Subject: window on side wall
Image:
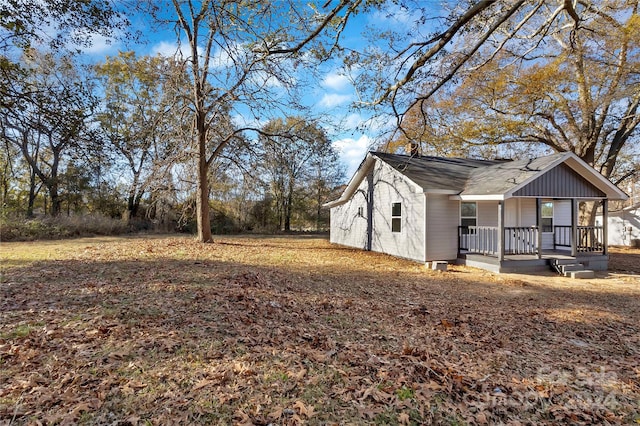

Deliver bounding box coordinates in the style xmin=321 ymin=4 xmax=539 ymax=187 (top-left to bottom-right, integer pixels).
xmin=461 ymin=202 xmax=477 ymax=230
xmin=357 ymin=206 xmax=364 ymax=217
xmin=541 ymin=201 xmax=553 ymax=232
xmin=391 ymin=202 xmax=401 ymax=232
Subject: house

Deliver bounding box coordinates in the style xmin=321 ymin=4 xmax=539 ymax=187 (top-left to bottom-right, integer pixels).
xmin=596 ymin=202 xmax=640 ymax=247
xmin=325 ymin=151 xmax=628 ymax=273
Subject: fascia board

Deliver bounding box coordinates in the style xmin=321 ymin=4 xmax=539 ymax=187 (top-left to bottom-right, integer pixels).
xmin=323 ymin=154 xmax=375 ymax=208
xmin=563 ymin=154 xmax=629 ymax=200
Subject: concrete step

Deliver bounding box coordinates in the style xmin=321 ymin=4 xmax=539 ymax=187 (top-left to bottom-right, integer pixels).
xmin=551 ymin=258 xmax=580 ymax=266
xmin=566 ymin=270 xmax=595 ymax=279
xmin=559 ymin=263 xmax=584 ymax=274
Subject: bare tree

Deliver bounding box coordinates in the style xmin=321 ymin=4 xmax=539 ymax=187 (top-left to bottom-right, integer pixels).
xmin=384 ymin=1 xmax=639 ymax=193
xmin=143 ymin=0 xmax=362 ymax=242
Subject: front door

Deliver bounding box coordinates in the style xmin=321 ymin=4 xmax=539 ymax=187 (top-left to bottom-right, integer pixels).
xmin=541 ymin=200 xmax=554 ymax=250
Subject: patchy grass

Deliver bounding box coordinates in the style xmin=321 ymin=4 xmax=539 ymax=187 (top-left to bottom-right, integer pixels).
xmin=0 ymin=235 xmax=638 ymax=425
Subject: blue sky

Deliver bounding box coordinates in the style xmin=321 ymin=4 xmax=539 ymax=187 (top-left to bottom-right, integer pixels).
xmin=64 ymin=1 xmax=438 ymax=178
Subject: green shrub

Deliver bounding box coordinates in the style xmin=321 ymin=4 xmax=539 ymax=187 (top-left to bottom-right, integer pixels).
xmin=0 ymin=214 xmax=131 ymax=241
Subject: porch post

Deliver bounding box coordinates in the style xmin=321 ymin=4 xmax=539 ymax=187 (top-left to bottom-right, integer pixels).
xmin=571 ymin=199 xmax=577 ymax=257
xmin=536 ymin=198 xmax=542 ymax=259
xmin=497 ymin=200 xmax=504 ymax=261
xmin=603 ymin=199 xmax=608 ymax=255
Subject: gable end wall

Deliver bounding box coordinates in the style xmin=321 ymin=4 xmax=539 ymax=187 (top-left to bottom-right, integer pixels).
xmin=330 ymin=158 xmax=425 ymax=262
xmin=514 ymin=163 xmax=605 ymax=198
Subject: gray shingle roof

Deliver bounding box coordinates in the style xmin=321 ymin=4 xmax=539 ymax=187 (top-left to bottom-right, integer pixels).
xmin=325 ymin=150 xmax=626 ymax=208
xmin=461 ymin=153 xmax=565 ymax=195
xmin=373 ymin=151 xmax=568 ymax=195
xmin=371 ymin=151 xmax=507 ymax=193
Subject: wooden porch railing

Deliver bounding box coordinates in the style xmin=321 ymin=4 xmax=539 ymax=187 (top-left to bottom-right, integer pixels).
xmin=459 ymin=225 xmax=604 ymax=256
xmin=576 ymin=226 xmax=604 ymax=252
xmin=458 ymin=226 xmax=498 ymax=256
xmin=504 ymin=226 xmax=538 ymax=255
xmin=554 ymin=225 xmax=572 ymax=248
xmin=554 ymin=225 xmax=604 ymax=252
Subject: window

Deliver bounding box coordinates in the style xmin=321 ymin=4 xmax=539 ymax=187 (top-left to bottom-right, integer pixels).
xmin=357 ymin=206 xmax=364 ymax=217
xmin=460 ymin=202 xmax=477 ymax=228
xmin=391 ymin=202 xmax=402 ymax=232
xmin=541 ymin=201 xmax=553 ymax=232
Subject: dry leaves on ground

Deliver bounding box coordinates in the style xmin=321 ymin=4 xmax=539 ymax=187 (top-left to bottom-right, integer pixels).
xmin=1 ymin=235 xmax=639 ymax=425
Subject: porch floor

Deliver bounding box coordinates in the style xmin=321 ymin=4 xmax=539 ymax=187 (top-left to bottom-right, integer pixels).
xmin=457 ymin=250 xmax=608 ymax=274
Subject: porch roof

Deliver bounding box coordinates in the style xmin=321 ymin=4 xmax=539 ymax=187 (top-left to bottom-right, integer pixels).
xmin=459 ymin=152 xmax=627 ymax=200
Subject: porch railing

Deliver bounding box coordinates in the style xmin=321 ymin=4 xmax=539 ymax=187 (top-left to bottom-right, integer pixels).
xmin=554 ymin=226 xmax=572 ymax=248
xmin=504 ymin=227 xmax=538 ymax=255
xmin=458 ymin=225 xmax=603 ymax=256
xmin=458 ymin=226 xmax=498 ymax=256
xmin=554 ymin=225 xmax=604 ymax=252
xmin=576 ymin=226 xmax=604 ymax=252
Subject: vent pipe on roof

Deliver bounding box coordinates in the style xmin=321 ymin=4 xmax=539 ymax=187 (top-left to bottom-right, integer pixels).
xmin=408 ymin=142 xmax=420 ymax=157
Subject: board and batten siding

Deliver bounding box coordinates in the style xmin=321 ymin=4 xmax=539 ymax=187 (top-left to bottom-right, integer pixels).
xmin=513 ymin=163 xmax=605 ymax=198
xmin=329 ymin=157 xmax=426 ymax=262
xmin=425 ymin=194 xmax=459 ymax=261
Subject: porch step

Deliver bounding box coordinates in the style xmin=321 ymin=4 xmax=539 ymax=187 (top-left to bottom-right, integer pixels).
xmin=549 ymin=259 xmax=596 ymax=279
xmin=559 ymin=263 xmax=585 ymax=274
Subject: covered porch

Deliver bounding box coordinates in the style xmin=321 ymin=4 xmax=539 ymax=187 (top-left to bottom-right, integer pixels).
xmin=456 ymin=198 xmax=610 ymax=273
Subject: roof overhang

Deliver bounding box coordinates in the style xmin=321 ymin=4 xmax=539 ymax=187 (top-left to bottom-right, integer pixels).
xmin=323 ymin=153 xmax=376 ymax=209
xmin=451 ymin=194 xmax=505 ymax=201
xmin=558 ymin=153 xmax=628 ymax=200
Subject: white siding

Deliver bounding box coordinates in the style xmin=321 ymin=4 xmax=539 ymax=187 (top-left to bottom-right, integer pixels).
xmin=425 ymin=194 xmax=459 ymax=261
xmin=599 ymin=207 xmax=640 ymax=246
xmin=329 ymin=158 xmax=426 ymax=262
xmin=329 ymin=184 xmax=369 ymax=249
xmin=504 ymin=198 xmax=519 ymax=227
xmin=520 ymin=198 xmax=537 ymax=226
xmin=477 ymin=201 xmax=498 ymax=227
xmin=554 ymin=200 xmax=572 ymax=226
xmin=553 ymin=200 xmax=572 ymax=251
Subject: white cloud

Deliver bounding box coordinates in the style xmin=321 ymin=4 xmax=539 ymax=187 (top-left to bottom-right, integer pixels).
xmin=333 ymin=134 xmax=373 ymax=177
xmin=321 ymin=71 xmax=350 ymax=91
xmin=81 ymin=32 xmax=120 ymax=54
xmin=151 ymin=40 xmax=185 ymax=58
xmin=319 ymin=93 xmax=352 ymax=108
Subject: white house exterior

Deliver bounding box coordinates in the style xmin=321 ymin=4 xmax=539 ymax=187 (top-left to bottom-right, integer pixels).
xmin=597 ymin=203 xmax=640 ymax=246
xmin=326 ymin=151 xmax=628 ymax=273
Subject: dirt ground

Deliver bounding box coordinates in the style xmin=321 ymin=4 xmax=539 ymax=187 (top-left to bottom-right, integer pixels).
xmin=0 ymin=236 xmax=638 ymax=425
xmin=608 ymin=246 xmax=640 ymax=275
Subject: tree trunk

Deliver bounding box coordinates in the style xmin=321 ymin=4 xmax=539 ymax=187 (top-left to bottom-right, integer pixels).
xmin=49 ymin=155 xmax=61 ymax=216
xmin=49 ymin=181 xmax=61 ymax=216
xmin=196 ymin=119 xmax=212 ymax=243
xmin=284 ymin=183 xmax=293 ymax=232
xmin=26 ymin=169 xmax=37 ymax=218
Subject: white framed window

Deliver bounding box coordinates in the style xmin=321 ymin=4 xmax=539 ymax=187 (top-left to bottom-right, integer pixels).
xmin=461 ymin=202 xmax=477 ymax=228
xmin=391 ymin=202 xmax=402 ymax=232
xmin=541 ymin=201 xmax=553 ymax=232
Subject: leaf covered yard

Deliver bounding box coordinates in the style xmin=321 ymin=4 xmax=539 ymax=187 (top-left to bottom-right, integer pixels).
xmin=1 ymin=236 xmax=639 ymax=425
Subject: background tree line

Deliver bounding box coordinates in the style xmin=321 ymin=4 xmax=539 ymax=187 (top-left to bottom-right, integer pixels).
xmin=2 ymin=0 xmax=638 ymax=240
xmin=1 ymin=48 xmax=343 ymax=239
